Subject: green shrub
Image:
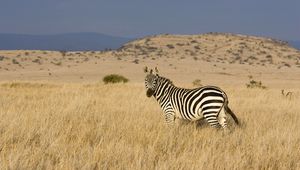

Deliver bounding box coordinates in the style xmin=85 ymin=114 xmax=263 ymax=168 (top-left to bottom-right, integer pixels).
xmin=12 ymin=59 xmax=20 ymax=65
xmin=103 ymin=74 xmax=129 ymax=84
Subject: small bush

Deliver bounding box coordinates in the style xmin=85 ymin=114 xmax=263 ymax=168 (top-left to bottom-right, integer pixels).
xmin=176 ymin=43 xmax=184 ymax=46
xmin=60 ymin=51 xmax=67 ymax=57
xmin=12 ymin=59 xmax=20 ymax=65
xmin=194 ymin=46 xmax=200 ymax=50
xmin=166 ymin=44 xmax=175 ymax=49
xmin=283 ymin=63 xmax=291 ymax=67
xmin=246 ymin=79 xmax=266 ymax=89
xmin=132 ymin=59 xmax=139 ymax=64
xmin=190 ymin=40 xmax=198 ymax=44
xmin=266 ymin=55 xmax=272 ymax=59
xmin=192 ymin=79 xmax=202 ymax=87
xmin=32 ymin=59 xmax=42 ymax=64
xmin=51 ymin=61 xmax=62 ymax=66
xmin=103 ymin=74 xmax=129 ymax=84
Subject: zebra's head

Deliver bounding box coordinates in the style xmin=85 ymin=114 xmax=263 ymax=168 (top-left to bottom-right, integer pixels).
xmin=144 ymin=67 xmax=159 ymax=97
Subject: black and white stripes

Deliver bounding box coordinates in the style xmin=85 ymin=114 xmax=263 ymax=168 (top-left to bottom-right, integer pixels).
xmin=144 ymin=69 xmax=239 ymax=129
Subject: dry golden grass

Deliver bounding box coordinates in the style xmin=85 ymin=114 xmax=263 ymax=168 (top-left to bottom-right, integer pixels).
xmin=0 ymin=82 xmax=300 ymax=169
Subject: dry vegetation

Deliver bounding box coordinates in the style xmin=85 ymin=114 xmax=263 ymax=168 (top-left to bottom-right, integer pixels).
xmin=0 ymin=82 xmax=299 ymax=169
xmin=0 ymin=33 xmax=300 ymax=169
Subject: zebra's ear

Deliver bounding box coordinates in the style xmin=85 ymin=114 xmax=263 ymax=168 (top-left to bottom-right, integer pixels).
xmin=144 ymin=66 xmax=148 ymax=73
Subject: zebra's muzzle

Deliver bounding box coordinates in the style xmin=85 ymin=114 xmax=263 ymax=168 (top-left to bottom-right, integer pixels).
xmin=146 ymin=89 xmax=154 ymax=97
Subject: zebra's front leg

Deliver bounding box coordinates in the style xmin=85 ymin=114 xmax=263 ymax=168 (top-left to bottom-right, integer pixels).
xmin=164 ymin=111 xmax=176 ymax=125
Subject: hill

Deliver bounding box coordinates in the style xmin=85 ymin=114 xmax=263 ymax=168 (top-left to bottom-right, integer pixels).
xmin=118 ymin=33 xmax=300 ymax=68
xmin=0 ymin=32 xmax=132 ymax=51
xmin=289 ymin=40 xmax=300 ymax=50
xmin=0 ymin=33 xmax=299 ymax=87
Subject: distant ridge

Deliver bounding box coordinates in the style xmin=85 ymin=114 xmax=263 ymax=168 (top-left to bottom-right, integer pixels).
xmin=288 ymin=40 xmax=300 ymax=50
xmin=0 ymin=32 xmax=133 ymax=51
xmin=116 ymin=33 xmax=300 ymax=68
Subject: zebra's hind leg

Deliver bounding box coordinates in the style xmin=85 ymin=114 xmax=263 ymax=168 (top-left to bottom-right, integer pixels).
xmin=204 ymin=114 xmax=221 ymax=129
xmin=217 ymin=106 xmax=228 ymax=129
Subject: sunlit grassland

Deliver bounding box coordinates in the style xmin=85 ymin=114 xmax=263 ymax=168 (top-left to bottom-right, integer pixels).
xmin=0 ymin=82 xmax=299 ymax=169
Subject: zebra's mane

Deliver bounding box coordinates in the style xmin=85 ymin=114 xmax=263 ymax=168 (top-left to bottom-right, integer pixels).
xmin=157 ymin=75 xmax=174 ymax=85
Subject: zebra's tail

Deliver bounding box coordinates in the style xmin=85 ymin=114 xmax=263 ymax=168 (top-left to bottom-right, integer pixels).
xmin=224 ymin=105 xmax=239 ymax=125
xmin=218 ymin=88 xmax=240 ymax=125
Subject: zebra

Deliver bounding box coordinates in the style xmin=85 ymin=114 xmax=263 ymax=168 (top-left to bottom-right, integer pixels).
xmin=144 ymin=67 xmax=239 ymax=129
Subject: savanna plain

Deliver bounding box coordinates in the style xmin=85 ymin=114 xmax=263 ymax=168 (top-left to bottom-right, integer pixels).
xmin=0 ymin=33 xmax=300 ymax=169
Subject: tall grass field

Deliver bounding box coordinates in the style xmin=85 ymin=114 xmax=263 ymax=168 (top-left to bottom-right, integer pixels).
xmin=0 ymin=82 xmax=299 ymax=169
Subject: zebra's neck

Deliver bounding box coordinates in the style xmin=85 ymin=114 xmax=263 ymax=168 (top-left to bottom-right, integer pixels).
xmin=153 ymin=76 xmax=176 ymax=102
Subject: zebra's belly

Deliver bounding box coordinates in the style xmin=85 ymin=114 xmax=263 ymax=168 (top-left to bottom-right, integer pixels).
xmin=189 ymin=113 xmax=204 ymax=121
xmin=175 ymin=109 xmax=203 ymax=121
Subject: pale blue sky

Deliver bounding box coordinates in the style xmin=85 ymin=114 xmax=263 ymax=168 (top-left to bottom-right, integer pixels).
xmin=0 ymin=0 xmax=299 ymax=40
